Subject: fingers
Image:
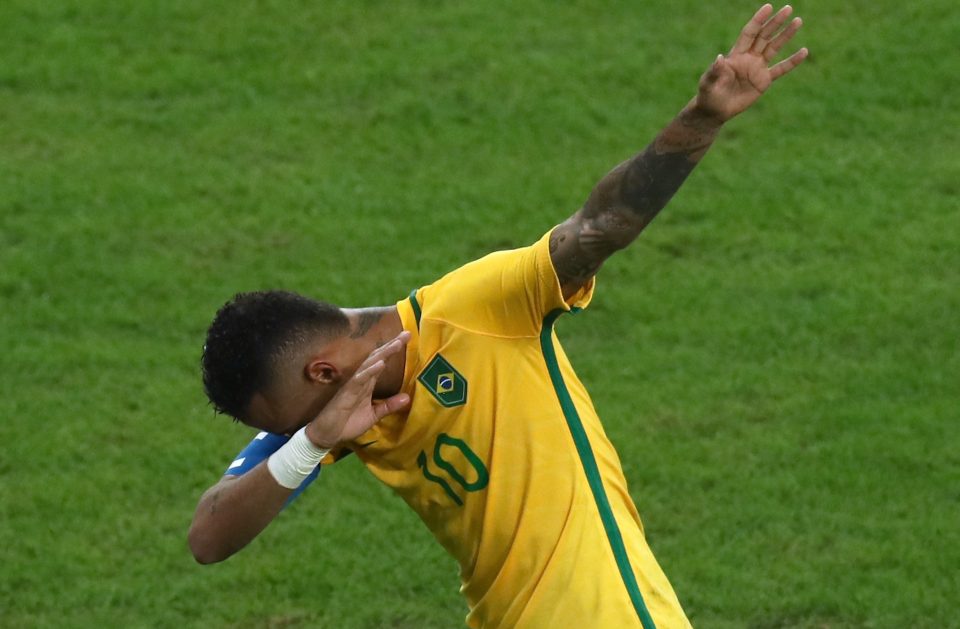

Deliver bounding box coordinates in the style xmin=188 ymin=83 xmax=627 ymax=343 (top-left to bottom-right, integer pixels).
xmin=353 ymin=357 xmax=387 ymax=384
xmin=769 ymin=46 xmax=809 ymax=81
xmin=763 ymin=16 xmax=803 ymax=61
xmin=751 ymin=5 xmax=793 ymax=54
xmin=731 ymin=3 xmax=774 ymax=55
xmin=732 ymin=5 xmax=804 ymax=61
xmin=356 ymin=331 xmax=411 ymax=371
xmin=346 ymin=329 xmax=412 ymax=394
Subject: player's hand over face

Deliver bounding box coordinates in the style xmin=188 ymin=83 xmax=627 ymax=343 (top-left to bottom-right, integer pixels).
xmin=305 ymin=332 xmax=412 ymax=449
xmin=695 ymin=4 xmax=808 ymax=123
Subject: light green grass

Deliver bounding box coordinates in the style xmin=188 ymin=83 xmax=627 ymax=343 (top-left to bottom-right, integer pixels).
xmin=1 ymin=1 xmax=957 ymax=627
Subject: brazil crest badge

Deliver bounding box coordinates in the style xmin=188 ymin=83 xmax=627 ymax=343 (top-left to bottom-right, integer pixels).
xmin=418 ymin=354 xmax=468 ymax=407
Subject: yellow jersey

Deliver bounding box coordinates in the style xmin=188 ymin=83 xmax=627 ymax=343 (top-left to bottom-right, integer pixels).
xmin=332 ymin=230 xmax=691 ymax=628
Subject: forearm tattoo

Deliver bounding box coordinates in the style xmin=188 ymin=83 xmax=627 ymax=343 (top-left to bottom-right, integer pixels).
xmin=208 ymin=489 xmax=221 ymax=515
xmin=618 ymin=145 xmax=698 ymax=220
xmin=550 ymin=107 xmax=720 ymax=292
xmin=619 ymin=108 xmax=716 ymax=219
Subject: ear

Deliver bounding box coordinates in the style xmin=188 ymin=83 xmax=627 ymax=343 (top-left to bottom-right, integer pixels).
xmin=305 ymin=359 xmax=340 ymax=385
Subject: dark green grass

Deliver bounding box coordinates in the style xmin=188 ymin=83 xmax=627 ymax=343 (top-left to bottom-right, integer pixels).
xmin=1 ymin=1 xmax=957 ymax=627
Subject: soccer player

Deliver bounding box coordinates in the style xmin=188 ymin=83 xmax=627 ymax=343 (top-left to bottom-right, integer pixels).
xmin=189 ymin=5 xmax=807 ymax=627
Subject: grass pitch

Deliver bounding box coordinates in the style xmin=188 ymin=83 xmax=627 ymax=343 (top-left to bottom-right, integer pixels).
xmin=1 ymin=1 xmax=957 ymax=627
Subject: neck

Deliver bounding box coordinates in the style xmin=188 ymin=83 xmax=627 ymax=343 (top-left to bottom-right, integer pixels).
xmin=343 ymin=306 xmax=405 ymax=396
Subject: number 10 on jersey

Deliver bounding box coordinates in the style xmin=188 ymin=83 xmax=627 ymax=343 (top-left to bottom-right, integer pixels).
xmin=417 ymin=433 xmax=489 ymax=506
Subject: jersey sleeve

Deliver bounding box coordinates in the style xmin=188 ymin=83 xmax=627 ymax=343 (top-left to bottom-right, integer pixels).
xmin=413 ymin=229 xmax=595 ymax=336
xmin=224 ymin=431 xmax=321 ymax=506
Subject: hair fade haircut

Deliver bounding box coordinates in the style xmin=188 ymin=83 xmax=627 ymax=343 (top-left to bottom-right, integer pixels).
xmin=201 ymin=290 xmax=349 ymax=420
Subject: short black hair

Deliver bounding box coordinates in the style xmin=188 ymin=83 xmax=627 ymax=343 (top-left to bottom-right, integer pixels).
xmin=201 ymin=290 xmax=349 ymax=420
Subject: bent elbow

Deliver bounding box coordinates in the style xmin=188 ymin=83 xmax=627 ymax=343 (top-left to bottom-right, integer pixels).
xmin=188 ymin=523 xmax=229 ymax=565
xmin=191 ymin=546 xmax=223 ymax=565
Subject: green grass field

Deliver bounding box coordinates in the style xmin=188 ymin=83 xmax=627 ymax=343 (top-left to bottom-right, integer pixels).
xmin=2 ymin=1 xmax=957 ymax=627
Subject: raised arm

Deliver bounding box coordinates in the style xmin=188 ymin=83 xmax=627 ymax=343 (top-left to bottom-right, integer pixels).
xmin=550 ymin=4 xmax=807 ymax=298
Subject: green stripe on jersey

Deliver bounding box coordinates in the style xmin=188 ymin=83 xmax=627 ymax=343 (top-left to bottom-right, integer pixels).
xmin=408 ymin=288 xmax=422 ymax=328
xmin=540 ymin=308 xmax=656 ymax=629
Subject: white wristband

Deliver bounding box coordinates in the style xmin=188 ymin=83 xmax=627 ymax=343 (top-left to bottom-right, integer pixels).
xmin=267 ymin=427 xmax=330 ymax=489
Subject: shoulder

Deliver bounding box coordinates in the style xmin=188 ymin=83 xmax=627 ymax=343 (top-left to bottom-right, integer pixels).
xmin=410 ymin=232 xmax=589 ymax=337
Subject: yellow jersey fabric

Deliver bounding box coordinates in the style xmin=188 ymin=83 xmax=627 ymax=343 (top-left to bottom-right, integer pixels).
xmin=332 ymin=231 xmax=690 ymax=628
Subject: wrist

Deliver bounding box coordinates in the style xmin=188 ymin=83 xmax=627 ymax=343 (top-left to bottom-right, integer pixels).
xmin=267 ymin=427 xmax=330 ymax=489
xmin=304 ymin=421 xmax=338 ymax=450
xmin=684 ymin=98 xmax=727 ymax=129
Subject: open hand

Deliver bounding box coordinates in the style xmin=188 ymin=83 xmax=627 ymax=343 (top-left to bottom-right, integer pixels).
xmin=305 ymin=331 xmax=412 ymax=449
xmin=696 ymin=4 xmax=808 ymax=122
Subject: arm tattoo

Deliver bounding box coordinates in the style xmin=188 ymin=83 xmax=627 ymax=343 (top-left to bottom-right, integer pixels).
xmin=208 ymin=489 xmax=221 ymax=515
xmin=617 ymin=110 xmax=717 ymax=223
xmin=550 ymin=226 xmax=606 ymax=289
xmin=610 ymin=107 xmax=717 ymax=224
xmin=618 ymin=145 xmax=700 ymax=221
xmin=551 ymin=105 xmax=721 ymax=294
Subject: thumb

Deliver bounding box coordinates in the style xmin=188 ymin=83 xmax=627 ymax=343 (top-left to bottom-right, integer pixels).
xmin=703 ymin=54 xmax=724 ymax=83
xmin=372 ymin=393 xmax=411 ymax=420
